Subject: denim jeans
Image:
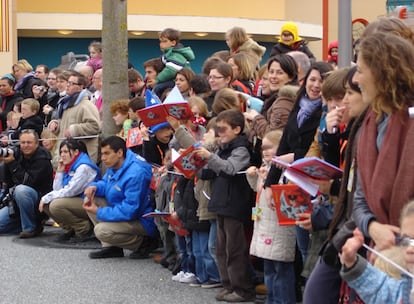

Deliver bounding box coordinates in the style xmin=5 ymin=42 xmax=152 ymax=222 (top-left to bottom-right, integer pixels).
xmin=176 ymin=234 xmax=194 ymax=274
xmin=192 ymin=230 xmax=220 ymax=283
xmin=263 ymin=259 xmax=296 ymax=304
xmin=296 ymin=225 xmax=310 ymax=265
xmin=0 ymin=185 xmax=39 ymax=234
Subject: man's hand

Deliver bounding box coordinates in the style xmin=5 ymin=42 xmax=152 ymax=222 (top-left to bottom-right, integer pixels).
xmin=368 ymin=221 xmax=400 ymax=251
xmin=0 ymin=150 xmax=15 ymax=164
xmin=82 ymin=196 xmax=98 ymax=214
xmin=39 ymin=200 xmax=45 ymax=212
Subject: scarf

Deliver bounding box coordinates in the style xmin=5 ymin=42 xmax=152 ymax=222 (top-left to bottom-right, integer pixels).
xmin=297 ymin=95 xmax=322 ymax=128
xmin=357 ymin=107 xmax=414 ymax=226
xmin=64 ymin=153 xmax=81 ymax=174
xmin=57 ymin=92 xmax=81 ymax=119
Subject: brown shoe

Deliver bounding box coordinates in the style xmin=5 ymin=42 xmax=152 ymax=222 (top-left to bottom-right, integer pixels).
xmin=222 ymin=291 xmax=255 ymax=303
xmin=215 ymin=288 xmax=233 ymax=301
xmin=19 ymin=226 xmax=44 ymax=239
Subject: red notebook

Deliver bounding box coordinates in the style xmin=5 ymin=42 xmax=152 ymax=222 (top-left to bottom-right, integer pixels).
xmin=137 ymin=102 xmax=193 ymax=127
xmin=172 ymin=143 xmax=207 ymax=179
xmin=125 ymin=127 xmax=143 ymax=148
xmin=142 ymin=211 xmax=189 ymax=236
xmin=272 ymin=156 xmax=343 ymax=196
xmin=271 ymin=184 xmax=312 ymax=226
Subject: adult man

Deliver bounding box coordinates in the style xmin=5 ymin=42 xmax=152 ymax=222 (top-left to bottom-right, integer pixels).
xmin=83 ymin=136 xmax=158 ymax=259
xmin=0 ymin=129 xmax=53 ymax=237
xmin=143 ymin=58 xmax=163 ymax=90
xmin=35 ymin=64 xmax=49 ymax=81
xmin=128 ymin=69 xmax=145 ymax=99
xmin=49 ymin=71 xmax=101 ymax=162
xmin=79 ymin=65 xmax=95 ymax=94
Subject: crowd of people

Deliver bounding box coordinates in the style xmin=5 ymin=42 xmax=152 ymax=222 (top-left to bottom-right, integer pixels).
xmin=0 ymin=18 xmax=414 ymax=304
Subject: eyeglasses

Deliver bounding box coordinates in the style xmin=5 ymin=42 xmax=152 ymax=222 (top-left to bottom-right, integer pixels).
xmin=208 ymin=75 xmax=224 ymax=81
xmin=396 ymin=234 xmax=414 ymax=247
xmin=46 ymin=77 xmax=57 ymax=81
xmin=67 ymin=81 xmax=81 ymax=86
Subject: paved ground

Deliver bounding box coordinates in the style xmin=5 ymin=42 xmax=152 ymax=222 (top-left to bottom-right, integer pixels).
xmin=0 ymin=226 xmax=229 ymax=304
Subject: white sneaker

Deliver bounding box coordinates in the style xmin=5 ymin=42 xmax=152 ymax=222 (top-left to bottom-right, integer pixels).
xmin=179 ymin=272 xmax=197 ymax=283
xmin=172 ymin=271 xmax=185 ymax=282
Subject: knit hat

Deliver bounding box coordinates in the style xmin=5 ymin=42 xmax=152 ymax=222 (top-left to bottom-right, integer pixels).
xmin=279 ymin=21 xmax=302 ymax=46
xmin=2 ymin=73 xmax=16 ymax=84
xmin=149 ymin=122 xmax=171 ymax=134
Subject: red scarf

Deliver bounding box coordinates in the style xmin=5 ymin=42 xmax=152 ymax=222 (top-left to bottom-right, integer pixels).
xmin=64 ymin=153 xmax=81 ymax=173
xmin=357 ymin=107 xmax=414 ymax=226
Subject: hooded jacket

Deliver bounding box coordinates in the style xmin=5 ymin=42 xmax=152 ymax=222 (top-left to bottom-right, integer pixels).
xmin=269 ymin=21 xmax=315 ymax=60
xmin=156 ymin=43 xmax=195 ymax=83
xmin=92 ymin=150 xmax=157 ymax=237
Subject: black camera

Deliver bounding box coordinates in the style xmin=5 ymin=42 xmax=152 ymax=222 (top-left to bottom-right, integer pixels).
xmin=0 ymin=148 xmax=13 ymax=157
xmin=0 ymin=188 xmax=18 ymax=218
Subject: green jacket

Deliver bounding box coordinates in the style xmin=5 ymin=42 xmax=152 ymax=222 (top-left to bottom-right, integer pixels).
xmin=156 ymin=44 xmax=195 ymax=83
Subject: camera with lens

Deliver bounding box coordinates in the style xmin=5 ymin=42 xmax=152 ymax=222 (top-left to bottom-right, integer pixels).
xmin=0 ymin=147 xmax=14 ymax=157
xmin=0 ymin=188 xmax=18 ymax=218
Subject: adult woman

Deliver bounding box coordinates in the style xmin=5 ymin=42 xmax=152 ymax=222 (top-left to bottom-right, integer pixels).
xmin=43 ymin=68 xmax=63 ymax=126
xmin=12 ymin=59 xmax=37 ymax=99
xmin=39 ymin=138 xmax=101 ymax=242
xmin=246 ymin=54 xmax=299 ymax=140
xmin=302 ymin=66 xmax=369 ymax=304
xmin=352 ymin=32 xmax=414 ymax=252
xmin=0 ymin=75 xmax=23 ymax=131
xmin=264 ymin=61 xmax=333 ymax=264
xmin=206 ymin=62 xmax=233 ymax=113
xmin=175 ymin=68 xmax=195 ymax=97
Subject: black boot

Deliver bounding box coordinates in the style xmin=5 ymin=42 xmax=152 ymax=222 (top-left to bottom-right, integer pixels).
xmin=88 ymin=246 xmax=124 ymax=259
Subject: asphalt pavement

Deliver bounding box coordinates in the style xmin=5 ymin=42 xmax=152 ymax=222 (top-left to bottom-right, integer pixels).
xmin=0 ymin=226 xmax=225 ymax=304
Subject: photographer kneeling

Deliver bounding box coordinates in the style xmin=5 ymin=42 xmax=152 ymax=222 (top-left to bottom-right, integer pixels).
xmin=0 ymin=129 xmax=53 ymax=237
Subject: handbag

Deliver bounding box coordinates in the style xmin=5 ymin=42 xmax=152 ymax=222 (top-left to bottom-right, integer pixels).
xmin=338 ymin=280 xmax=364 ymax=304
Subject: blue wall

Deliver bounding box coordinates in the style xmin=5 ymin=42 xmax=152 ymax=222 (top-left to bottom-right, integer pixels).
xmin=18 ymin=37 xmax=273 ymax=75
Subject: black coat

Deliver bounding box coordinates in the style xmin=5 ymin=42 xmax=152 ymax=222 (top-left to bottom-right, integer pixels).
xmin=0 ymin=92 xmax=24 ymax=130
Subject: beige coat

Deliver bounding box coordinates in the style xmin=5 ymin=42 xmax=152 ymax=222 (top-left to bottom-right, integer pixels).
xmin=247 ymin=165 xmax=296 ymax=262
xmin=56 ymin=91 xmax=101 ymax=162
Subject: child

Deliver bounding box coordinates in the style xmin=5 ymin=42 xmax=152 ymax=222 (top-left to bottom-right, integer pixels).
xmin=110 ymin=99 xmax=132 ymax=140
xmin=40 ymin=129 xmax=59 ymax=172
xmin=85 ymin=41 xmax=102 ymax=72
xmin=127 ymin=96 xmax=146 ymax=155
xmin=246 ymin=130 xmax=297 ymax=304
xmin=327 ymin=41 xmax=339 ymax=68
xmin=268 ymin=21 xmax=315 ymax=60
xmin=196 ymin=109 xmax=255 ymax=302
xmin=340 ymin=199 xmax=414 ymax=304
xmin=152 ymin=28 xmax=195 ymax=98
xmin=10 ymin=98 xmax=43 ymax=140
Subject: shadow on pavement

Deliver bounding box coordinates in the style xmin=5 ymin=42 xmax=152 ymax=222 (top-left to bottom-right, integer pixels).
xmin=12 ymin=226 xmax=101 ymax=249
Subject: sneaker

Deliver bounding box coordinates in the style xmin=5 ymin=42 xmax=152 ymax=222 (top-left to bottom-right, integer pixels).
xmin=172 ymin=271 xmax=185 ymax=282
xmin=88 ymin=246 xmax=124 ymax=259
xmin=201 ymin=280 xmax=222 ymax=289
xmin=179 ymin=272 xmax=197 ymax=283
xmin=189 ymin=280 xmax=202 ymax=287
xmin=215 ymin=288 xmax=233 ymax=301
xmin=222 ymin=291 xmax=256 ymax=303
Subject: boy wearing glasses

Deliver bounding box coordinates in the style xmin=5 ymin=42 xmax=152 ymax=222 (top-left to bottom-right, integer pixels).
xmin=196 ymin=109 xmax=255 ymax=302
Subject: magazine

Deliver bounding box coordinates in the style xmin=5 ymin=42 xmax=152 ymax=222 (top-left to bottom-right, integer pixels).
xmin=171 ymin=143 xmax=207 ymax=179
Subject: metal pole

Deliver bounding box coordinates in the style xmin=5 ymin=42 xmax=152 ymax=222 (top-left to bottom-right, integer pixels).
xmin=338 ymin=0 xmax=353 ymax=67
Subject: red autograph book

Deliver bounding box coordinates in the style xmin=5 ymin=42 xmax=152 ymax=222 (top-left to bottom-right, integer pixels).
xmin=125 ymin=127 xmax=143 ymax=148
xmin=171 ymin=143 xmax=207 ymax=179
xmin=272 ymin=156 xmax=343 ymax=196
xmin=271 ymin=184 xmax=312 ymax=226
xmin=142 ymin=211 xmax=189 ymax=236
xmin=137 ymin=86 xmax=193 ymax=127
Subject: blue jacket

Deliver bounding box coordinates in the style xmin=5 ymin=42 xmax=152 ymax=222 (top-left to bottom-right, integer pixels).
xmin=92 ymin=150 xmax=157 ymax=237
xmin=341 ymin=255 xmax=412 ymax=304
xmin=62 ymin=152 xmax=100 ymax=187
